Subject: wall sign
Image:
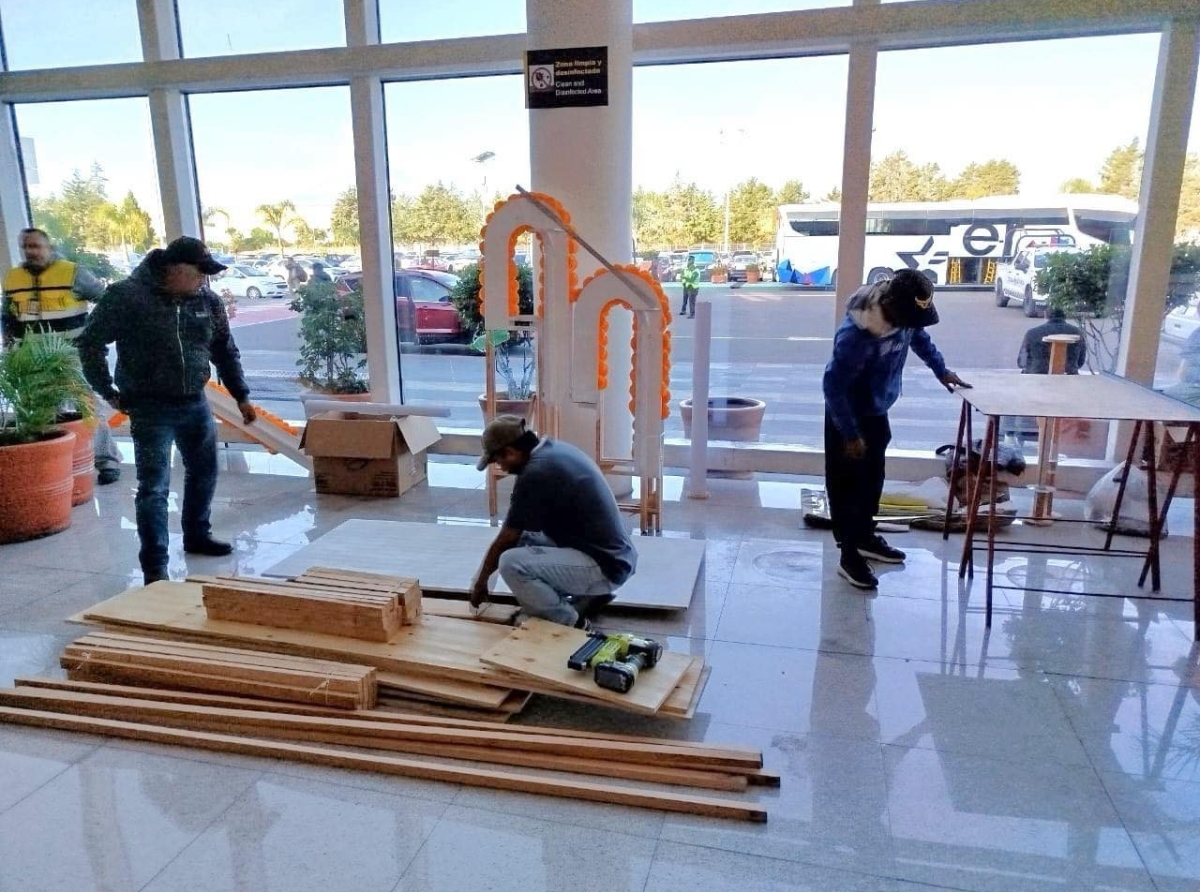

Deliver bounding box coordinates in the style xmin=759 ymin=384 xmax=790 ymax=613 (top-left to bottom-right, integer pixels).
xmin=525 ymin=46 xmax=608 ymax=109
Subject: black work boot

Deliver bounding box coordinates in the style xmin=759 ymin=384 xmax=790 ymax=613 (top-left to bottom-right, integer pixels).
xmin=183 ymin=537 xmax=234 ymax=557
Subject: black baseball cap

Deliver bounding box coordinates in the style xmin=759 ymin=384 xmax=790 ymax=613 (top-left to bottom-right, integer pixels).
xmin=884 ymin=269 xmax=939 ymax=328
xmin=163 ymin=236 xmax=226 ymax=275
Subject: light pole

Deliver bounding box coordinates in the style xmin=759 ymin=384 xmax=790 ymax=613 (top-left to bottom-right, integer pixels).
xmin=718 ymin=128 xmax=746 ymax=255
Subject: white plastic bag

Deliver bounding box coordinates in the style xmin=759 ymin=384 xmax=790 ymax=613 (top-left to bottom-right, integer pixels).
xmin=1084 ymin=463 xmax=1165 ymax=537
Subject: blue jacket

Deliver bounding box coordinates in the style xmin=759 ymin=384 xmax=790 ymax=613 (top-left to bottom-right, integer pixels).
xmin=823 ymin=283 xmax=947 ymax=439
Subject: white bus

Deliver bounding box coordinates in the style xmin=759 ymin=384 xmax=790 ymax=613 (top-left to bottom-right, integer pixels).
xmin=774 ymin=194 xmax=1137 ymax=289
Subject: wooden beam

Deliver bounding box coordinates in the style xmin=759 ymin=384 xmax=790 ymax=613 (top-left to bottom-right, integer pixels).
xmin=0 ymin=706 xmax=767 ymax=822
xmin=0 ymin=688 xmax=761 ymax=770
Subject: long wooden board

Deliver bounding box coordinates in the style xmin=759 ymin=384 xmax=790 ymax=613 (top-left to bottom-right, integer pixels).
xmin=0 ymin=706 xmax=766 ymax=822
xmin=480 ymin=619 xmax=691 ymax=716
xmin=262 ymin=520 xmax=703 ymax=611
xmin=0 ymin=689 xmax=760 ymax=769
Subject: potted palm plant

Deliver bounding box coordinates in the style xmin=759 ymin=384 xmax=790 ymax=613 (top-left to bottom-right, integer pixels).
xmin=0 ymin=331 xmax=94 ymax=542
xmin=290 ymin=278 xmax=369 ymax=397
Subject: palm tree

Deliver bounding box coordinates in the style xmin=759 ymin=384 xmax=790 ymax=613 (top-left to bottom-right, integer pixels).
xmin=255 ymin=200 xmax=297 ymax=255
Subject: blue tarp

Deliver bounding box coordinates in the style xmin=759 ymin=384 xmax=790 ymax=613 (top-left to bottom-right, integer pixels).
xmin=777 ymin=260 xmax=833 ymax=286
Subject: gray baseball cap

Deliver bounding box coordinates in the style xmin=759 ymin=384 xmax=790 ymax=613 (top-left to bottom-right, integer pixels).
xmin=476 ymin=414 xmax=528 ymax=471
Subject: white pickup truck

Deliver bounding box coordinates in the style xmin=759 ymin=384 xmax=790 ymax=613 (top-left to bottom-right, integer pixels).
xmin=994 ymin=245 xmax=1079 ymax=317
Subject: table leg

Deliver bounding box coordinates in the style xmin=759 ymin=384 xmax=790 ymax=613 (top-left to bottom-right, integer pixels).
xmin=943 ymin=401 xmax=968 ymax=541
xmin=960 ymin=414 xmax=993 ymax=582
xmin=1145 ymin=421 xmax=1161 ymax=592
xmin=1140 ymin=424 xmax=1194 ymax=587
xmin=1105 ymin=420 xmax=1143 ymax=551
xmin=1194 ymin=423 xmax=1200 ymax=634
xmin=958 ymin=410 xmax=979 ymax=579
xmin=986 ymin=416 xmax=1000 ymax=629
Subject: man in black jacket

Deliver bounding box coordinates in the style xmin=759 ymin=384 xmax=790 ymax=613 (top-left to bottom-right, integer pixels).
xmin=77 ymin=237 xmax=257 ymax=585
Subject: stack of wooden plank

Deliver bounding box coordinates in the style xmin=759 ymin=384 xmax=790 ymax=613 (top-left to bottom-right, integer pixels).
xmin=195 ymin=572 xmax=418 ymax=642
xmin=0 ymin=680 xmax=774 ymax=822
xmin=70 ymin=576 xmax=708 ymax=720
xmin=61 ymin=631 xmax=377 ymax=710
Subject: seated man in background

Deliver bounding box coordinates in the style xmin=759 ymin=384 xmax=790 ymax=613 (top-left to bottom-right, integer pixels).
xmin=470 ymin=415 xmax=637 ymax=628
xmin=1018 ymin=306 xmax=1086 ymax=375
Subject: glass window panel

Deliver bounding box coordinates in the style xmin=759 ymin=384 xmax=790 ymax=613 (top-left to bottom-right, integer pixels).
xmin=16 ymin=99 xmax=164 ymax=280
xmin=857 ymin=35 xmax=1160 ymax=458
xmin=635 ymin=0 xmax=847 ymax=23
xmin=1 ymin=0 xmax=141 ymax=69
xmin=190 ymin=87 xmax=359 ymax=413
xmin=384 ymin=76 xmax=529 ymax=422
xmin=635 ymin=57 xmax=848 ymax=447
xmin=177 ymin=0 xmax=345 ymax=58
xmin=379 ymin=0 xmax=524 ymax=42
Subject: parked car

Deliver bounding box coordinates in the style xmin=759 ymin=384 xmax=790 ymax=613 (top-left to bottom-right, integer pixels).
xmin=688 ymin=249 xmax=720 ymax=282
xmin=212 ymin=264 xmax=288 ymax=299
xmin=1163 ymin=300 xmax=1200 ymax=344
xmin=447 ymin=248 xmax=482 ymax=272
xmin=336 ymin=268 xmax=466 ymax=346
xmin=995 ymin=243 xmax=1079 ymax=317
xmin=729 ymin=252 xmax=761 ymax=283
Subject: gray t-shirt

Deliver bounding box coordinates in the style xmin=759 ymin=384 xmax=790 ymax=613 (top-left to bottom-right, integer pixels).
xmin=505 ymin=438 xmax=637 ymax=586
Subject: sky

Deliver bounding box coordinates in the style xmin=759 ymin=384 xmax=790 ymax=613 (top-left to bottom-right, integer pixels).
xmin=4 ymin=1 xmax=1198 ymax=241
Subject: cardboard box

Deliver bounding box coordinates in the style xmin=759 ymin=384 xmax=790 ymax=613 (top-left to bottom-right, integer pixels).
xmin=300 ymin=411 xmax=441 ymax=497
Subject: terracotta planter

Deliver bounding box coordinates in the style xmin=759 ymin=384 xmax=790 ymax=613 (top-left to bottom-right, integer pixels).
xmin=0 ymin=430 xmax=76 ymax=544
xmin=478 ymin=392 xmax=537 ymax=423
xmin=57 ymin=415 xmax=97 ymax=506
xmin=679 ymin=397 xmax=767 ymax=442
xmin=745 ymin=267 xmax=761 ymax=284
xmin=710 ymin=270 xmax=729 ymax=284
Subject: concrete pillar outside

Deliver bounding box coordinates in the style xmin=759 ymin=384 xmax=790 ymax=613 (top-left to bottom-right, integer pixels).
xmin=526 ymin=0 xmax=634 ymax=465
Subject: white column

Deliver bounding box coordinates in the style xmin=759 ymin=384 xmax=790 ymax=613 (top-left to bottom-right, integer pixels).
xmin=138 ymin=0 xmax=201 ymax=238
xmin=527 ymin=0 xmax=633 ymax=461
xmin=834 ymin=37 xmax=878 ymax=319
xmin=345 ymin=0 xmax=401 ymax=402
xmin=1116 ymin=20 xmax=1200 ymax=386
xmin=0 ymin=107 xmax=30 ymax=272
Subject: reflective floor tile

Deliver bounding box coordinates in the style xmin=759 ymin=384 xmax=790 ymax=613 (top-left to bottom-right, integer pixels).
xmin=873 ymin=659 xmax=1092 ymax=768
xmin=0 ymin=745 xmax=261 ymax=892
xmin=143 ymin=773 xmax=447 ymax=892
xmin=1100 ymin=770 xmax=1200 ymax=892
xmin=392 ymin=804 xmax=656 ymax=892
xmin=715 ymin=582 xmax=871 ymax=652
xmin=1053 ymin=672 xmax=1200 ymax=784
xmin=884 ymin=745 xmax=1154 ymax=892
xmin=647 ymin=840 xmax=932 ymax=892
xmin=659 ymin=726 xmax=894 ymax=875
xmin=699 ymin=640 xmax=881 ymax=740
xmin=0 ymin=727 xmax=102 ymax=814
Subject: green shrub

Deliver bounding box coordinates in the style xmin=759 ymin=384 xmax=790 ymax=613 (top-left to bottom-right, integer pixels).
xmin=0 ymin=332 xmax=94 ymax=446
xmin=289 ymin=279 xmax=368 ymax=394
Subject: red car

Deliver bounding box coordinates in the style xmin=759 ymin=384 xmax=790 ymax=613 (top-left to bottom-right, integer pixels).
xmin=337 ymin=268 xmax=466 ymax=345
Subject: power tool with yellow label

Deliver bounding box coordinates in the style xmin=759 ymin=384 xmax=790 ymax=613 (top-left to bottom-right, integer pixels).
xmin=567 ymin=631 xmax=664 ymax=694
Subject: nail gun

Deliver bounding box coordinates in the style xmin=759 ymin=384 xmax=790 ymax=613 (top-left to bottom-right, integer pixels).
xmin=567 ymin=631 xmax=664 ymax=694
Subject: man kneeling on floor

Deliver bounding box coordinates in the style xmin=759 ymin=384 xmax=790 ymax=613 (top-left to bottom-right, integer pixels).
xmin=470 ymin=415 xmax=637 ymax=628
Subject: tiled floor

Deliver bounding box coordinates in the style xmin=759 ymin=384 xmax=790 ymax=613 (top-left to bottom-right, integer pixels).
xmin=1 ymin=448 xmax=1199 ymax=892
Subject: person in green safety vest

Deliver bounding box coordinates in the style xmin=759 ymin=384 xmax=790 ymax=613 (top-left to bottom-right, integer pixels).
xmin=679 ymin=256 xmax=700 ymax=318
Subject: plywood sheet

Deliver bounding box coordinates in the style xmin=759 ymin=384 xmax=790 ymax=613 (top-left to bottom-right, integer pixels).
xmin=263 ymin=520 xmax=703 ymax=611
xmin=479 ymin=619 xmax=691 ymax=715
xmin=957 ymin=370 xmax=1200 ymax=423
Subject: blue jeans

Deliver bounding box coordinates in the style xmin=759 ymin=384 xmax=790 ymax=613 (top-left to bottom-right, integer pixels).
xmin=129 ymin=397 xmax=218 ymax=574
xmin=498 ymin=532 xmax=614 ymax=626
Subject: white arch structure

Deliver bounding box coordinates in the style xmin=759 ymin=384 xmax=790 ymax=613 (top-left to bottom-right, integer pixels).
xmin=479 ymin=190 xmax=671 ymax=532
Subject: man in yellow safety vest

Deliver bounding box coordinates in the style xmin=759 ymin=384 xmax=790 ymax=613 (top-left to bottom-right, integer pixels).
xmin=2 ymin=227 xmax=122 ymax=484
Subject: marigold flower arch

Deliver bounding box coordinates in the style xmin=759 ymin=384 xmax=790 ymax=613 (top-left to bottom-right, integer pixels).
xmin=479 ymin=191 xmax=672 ymax=532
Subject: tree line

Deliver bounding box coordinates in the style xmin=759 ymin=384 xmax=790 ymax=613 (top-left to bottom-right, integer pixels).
xmin=30 ymin=139 xmax=1200 ymax=265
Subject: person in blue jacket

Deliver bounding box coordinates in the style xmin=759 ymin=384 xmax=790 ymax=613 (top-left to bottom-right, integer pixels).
xmin=823 ymin=269 xmax=970 ymax=589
